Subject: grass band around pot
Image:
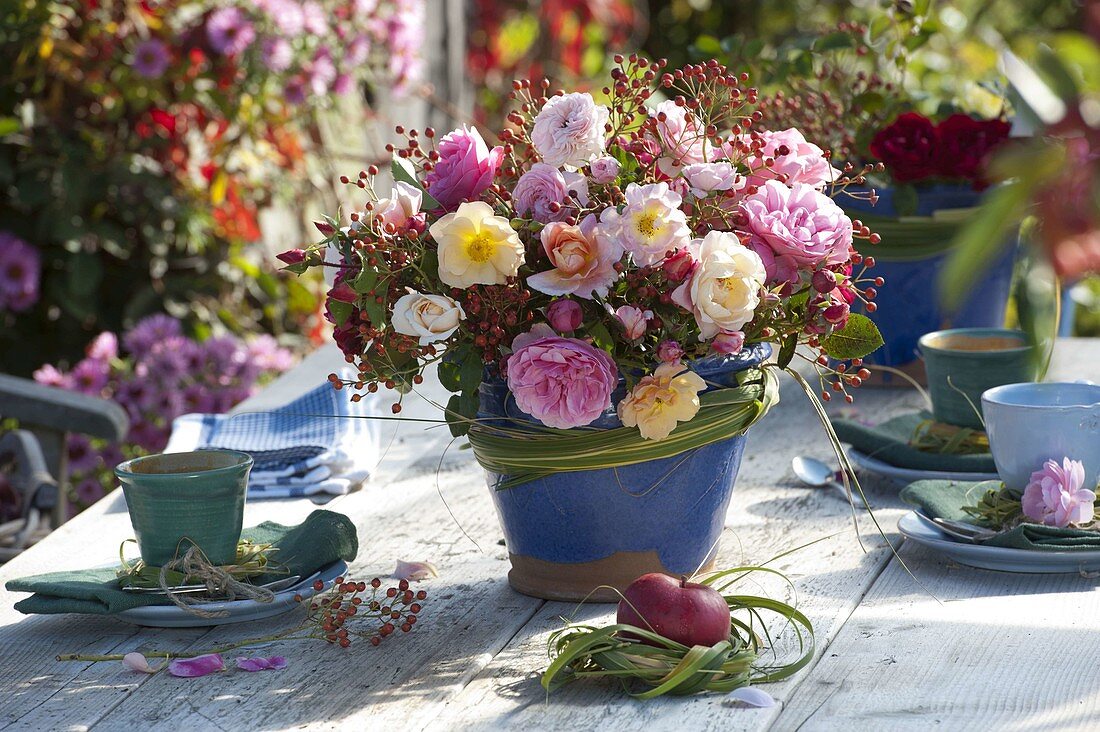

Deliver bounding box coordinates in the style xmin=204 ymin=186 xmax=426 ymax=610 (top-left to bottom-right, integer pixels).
xmin=468 ymin=367 xmax=780 ymax=490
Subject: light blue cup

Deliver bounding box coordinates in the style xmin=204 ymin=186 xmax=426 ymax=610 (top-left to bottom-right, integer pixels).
xmin=981 ymin=382 xmax=1100 ymax=491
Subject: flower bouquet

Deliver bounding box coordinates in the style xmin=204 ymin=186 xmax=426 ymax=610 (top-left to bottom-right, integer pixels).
xmin=724 ymin=14 xmax=1018 ymax=373
xmin=282 ymin=55 xmax=883 ymax=600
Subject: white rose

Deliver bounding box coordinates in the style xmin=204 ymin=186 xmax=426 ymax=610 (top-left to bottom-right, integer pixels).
xmin=372 ymin=181 xmax=422 ymax=229
xmin=390 ymin=289 xmax=466 ymax=345
xmin=681 ymin=162 xmax=743 ymax=198
xmin=531 ymin=92 xmax=610 ymax=169
xmin=672 ymin=231 xmax=766 ymax=339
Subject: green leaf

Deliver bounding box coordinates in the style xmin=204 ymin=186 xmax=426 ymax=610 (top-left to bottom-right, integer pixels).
xmin=822 ymin=314 xmax=884 ymax=360
xmin=329 ymin=299 xmax=354 ymax=327
xmin=438 ymin=354 xmax=462 ymax=392
xmin=777 ymin=334 xmax=798 ymax=369
xmin=587 ymin=321 xmax=614 ymax=351
xmin=445 ymin=394 xmax=470 ymax=438
xmin=459 ymin=348 xmax=484 ymax=393
xmin=814 ymin=31 xmax=854 ymax=52
xmin=391 ymin=156 xmax=441 ymax=210
xmin=1034 ymin=44 xmax=1079 ymax=101
xmin=351 ymin=267 xmax=379 ymax=295
xmin=0 ymin=118 xmax=20 ymax=136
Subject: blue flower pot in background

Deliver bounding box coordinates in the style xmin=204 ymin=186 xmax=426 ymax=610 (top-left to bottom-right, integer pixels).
xmin=842 ymin=183 xmax=1018 ymax=375
xmin=477 ymin=343 xmax=771 ymax=602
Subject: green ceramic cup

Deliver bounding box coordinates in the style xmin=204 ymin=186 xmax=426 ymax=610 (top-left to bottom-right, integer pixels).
xmin=115 ymin=450 xmax=252 ymax=567
xmin=918 ymin=328 xmax=1036 ymax=429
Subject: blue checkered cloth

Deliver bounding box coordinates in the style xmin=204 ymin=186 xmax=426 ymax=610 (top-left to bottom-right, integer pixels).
xmin=165 ymin=374 xmax=380 ymax=498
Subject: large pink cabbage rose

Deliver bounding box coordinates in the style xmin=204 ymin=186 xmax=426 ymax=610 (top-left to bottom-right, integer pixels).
xmin=424 ymin=126 xmax=504 ymax=209
xmin=506 ymin=324 xmax=618 ymax=429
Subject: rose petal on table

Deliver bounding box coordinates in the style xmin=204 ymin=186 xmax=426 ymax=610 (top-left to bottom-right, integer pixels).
xmin=727 ymin=687 xmax=776 ymax=708
xmin=168 ymin=653 xmax=225 ymax=678
xmin=122 ymin=652 xmax=159 ymax=674
xmin=394 ymin=560 xmax=438 ymax=581
xmin=235 ymin=656 xmax=288 ymax=672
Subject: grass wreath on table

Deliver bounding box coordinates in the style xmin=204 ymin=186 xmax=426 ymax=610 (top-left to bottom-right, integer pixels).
xmin=540 ymin=567 xmax=815 ymax=699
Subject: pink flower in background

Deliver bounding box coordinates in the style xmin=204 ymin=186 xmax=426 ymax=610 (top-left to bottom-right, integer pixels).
xmin=528 ymin=215 xmax=622 ymax=299
xmin=206 ymin=8 xmax=256 ymax=56
xmin=86 ymin=332 xmax=118 ymax=361
xmin=546 ymin=299 xmax=583 ymax=332
xmin=650 ymin=100 xmax=710 ymax=176
xmin=531 ymin=92 xmax=609 ymax=169
xmin=506 ymin=324 xmax=618 ymax=429
xmin=681 ymin=162 xmax=741 ymax=198
xmin=589 ymin=156 xmax=621 ymax=184
xmin=424 ymin=126 xmax=503 ymax=209
xmin=307 ymin=49 xmax=337 ymax=96
xmin=301 ymin=1 xmax=329 ymax=35
xmin=133 ymin=39 xmax=171 ymax=78
xmin=261 ymin=38 xmax=293 ymax=72
xmin=742 ymin=128 xmax=838 ymax=189
xmin=1022 ymin=458 xmax=1096 ymax=527
xmin=284 ymin=75 xmax=307 ymax=105
xmin=741 ymin=181 xmax=854 ymax=284
xmin=0 ymin=233 xmax=41 ymax=313
xmin=657 ymin=340 xmax=684 ymax=363
xmin=615 ymin=305 xmax=652 ymax=340
xmin=513 ymin=164 xmax=569 ymax=222
xmin=260 ymin=0 xmax=306 ymax=36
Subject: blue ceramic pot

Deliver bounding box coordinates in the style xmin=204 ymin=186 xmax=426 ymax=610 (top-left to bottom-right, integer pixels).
xmin=842 ymin=183 xmax=1018 ymax=370
xmin=478 ymin=343 xmax=771 ymax=601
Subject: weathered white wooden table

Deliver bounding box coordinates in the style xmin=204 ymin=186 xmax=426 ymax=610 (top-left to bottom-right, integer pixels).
xmin=3 ymin=341 xmax=1099 ymax=731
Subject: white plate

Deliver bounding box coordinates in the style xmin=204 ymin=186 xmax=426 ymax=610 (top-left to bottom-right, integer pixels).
xmin=115 ymin=560 xmax=347 ymax=628
xmin=898 ymin=512 xmax=1100 ymax=573
xmin=848 ymin=448 xmax=1000 ymax=485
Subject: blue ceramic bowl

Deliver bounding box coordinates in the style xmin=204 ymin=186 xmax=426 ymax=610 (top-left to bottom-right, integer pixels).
xmin=478 ymin=343 xmax=771 ymax=601
xmin=982 ymin=382 xmax=1100 ymax=491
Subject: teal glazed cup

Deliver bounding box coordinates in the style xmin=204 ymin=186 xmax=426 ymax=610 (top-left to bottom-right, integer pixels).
xmin=115 ymin=450 xmax=252 ymax=567
xmin=918 ymin=328 xmax=1036 ymax=429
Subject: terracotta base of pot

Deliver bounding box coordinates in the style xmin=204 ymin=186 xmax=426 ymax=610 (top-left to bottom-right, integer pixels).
xmin=507 ymin=550 xmax=718 ymax=602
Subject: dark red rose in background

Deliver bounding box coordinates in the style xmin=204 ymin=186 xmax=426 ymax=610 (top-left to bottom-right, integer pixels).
xmin=869 ymin=112 xmax=938 ymax=183
xmin=935 ymin=113 xmax=1011 ymax=188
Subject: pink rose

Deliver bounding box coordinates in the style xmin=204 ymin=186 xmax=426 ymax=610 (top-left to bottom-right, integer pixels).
xmin=506 ymin=324 xmax=618 ymax=429
xmin=1022 ymin=458 xmax=1096 ymax=527
xmin=712 ymin=331 xmax=745 ymax=355
xmin=615 ymin=305 xmax=652 ymax=340
xmin=527 ymin=214 xmax=623 ymax=299
xmin=590 ymin=156 xmax=621 ymax=183
xmin=424 ymin=126 xmax=504 ymax=209
xmin=681 ymin=162 xmax=741 ymax=198
xmin=531 ymin=92 xmax=609 ymax=169
xmin=662 ymin=248 xmax=696 ymax=282
xmin=372 ymin=181 xmax=423 ymax=230
xmin=741 ymin=181 xmax=854 ymax=284
xmin=513 ymin=163 xmax=568 ymax=222
xmin=650 ymin=100 xmax=710 ymax=177
xmin=547 ymin=299 xmax=583 ymax=332
xmin=657 ymin=340 xmax=684 ymax=363
xmin=742 ymin=128 xmax=839 ymax=189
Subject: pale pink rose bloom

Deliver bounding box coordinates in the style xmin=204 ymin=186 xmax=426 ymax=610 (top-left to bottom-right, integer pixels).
xmin=373 ymin=181 xmax=423 ymax=229
xmin=712 ymin=331 xmax=745 ymax=354
xmin=589 ymin=156 xmax=621 ymax=183
xmin=650 ymin=100 xmax=711 ymax=176
xmin=513 ymin=163 xmax=568 ymax=222
xmin=661 ymin=248 xmax=696 ymax=282
xmin=741 ymin=181 xmax=854 ymax=284
xmin=598 ymin=182 xmax=691 ymax=266
xmin=615 ymin=305 xmax=652 ymax=340
xmin=531 ymin=92 xmax=610 ymax=169
xmin=681 ymin=162 xmax=743 ymax=199
xmin=672 ymin=231 xmax=766 ymax=339
xmin=740 ymin=128 xmax=840 ymax=189
xmin=1022 ymin=458 xmax=1096 ymax=527
xmin=424 ymin=126 xmax=504 ymax=209
xmin=395 ymin=560 xmax=439 ymax=581
xmin=506 ymin=323 xmax=618 ymax=429
xmin=527 ymin=214 xmax=623 ymax=299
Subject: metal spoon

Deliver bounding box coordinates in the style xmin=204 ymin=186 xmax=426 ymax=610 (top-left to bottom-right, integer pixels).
xmin=123 ymin=574 xmax=301 ymax=596
xmin=913 ymin=511 xmax=997 ymax=543
xmin=791 ymin=456 xmax=870 ymax=510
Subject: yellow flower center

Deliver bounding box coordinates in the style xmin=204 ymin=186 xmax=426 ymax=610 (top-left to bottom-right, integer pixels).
xmin=465 ymin=232 xmax=495 ymax=263
xmin=636 ymin=212 xmax=659 ymax=238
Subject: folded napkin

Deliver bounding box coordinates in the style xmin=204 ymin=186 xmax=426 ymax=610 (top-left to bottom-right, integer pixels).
xmin=164 ymin=373 xmax=381 ymax=499
xmin=901 ymin=480 xmax=1100 ymax=551
xmin=7 ymin=509 xmax=358 ymax=616
xmin=833 ymin=411 xmax=996 ymax=473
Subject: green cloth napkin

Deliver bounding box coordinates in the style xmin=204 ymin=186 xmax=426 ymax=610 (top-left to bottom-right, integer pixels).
xmin=901 ymin=480 xmax=1100 ymax=551
xmin=832 ymin=411 xmax=996 ymax=473
xmin=7 ymin=509 xmax=358 ymax=616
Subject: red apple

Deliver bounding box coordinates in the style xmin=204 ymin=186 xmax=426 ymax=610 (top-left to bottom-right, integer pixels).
xmin=616 ymin=573 xmax=730 ymax=647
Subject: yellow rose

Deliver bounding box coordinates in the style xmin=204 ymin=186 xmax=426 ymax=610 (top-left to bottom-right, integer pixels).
xmin=618 ymin=362 xmax=706 ymax=441
xmin=429 ymin=201 xmax=525 ymax=288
